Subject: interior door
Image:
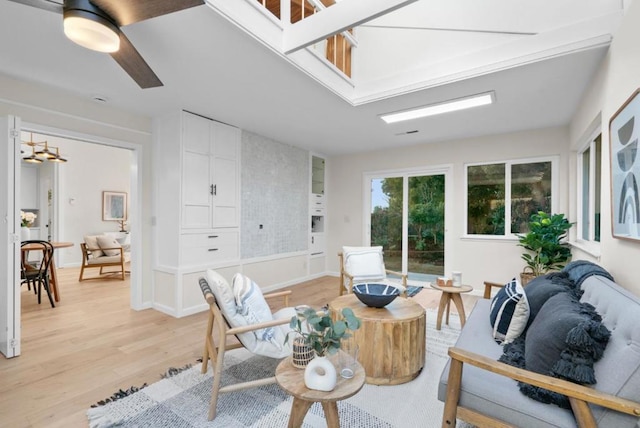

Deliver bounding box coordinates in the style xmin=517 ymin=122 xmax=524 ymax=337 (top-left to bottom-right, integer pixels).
xmin=0 ymin=115 xmax=21 ymax=357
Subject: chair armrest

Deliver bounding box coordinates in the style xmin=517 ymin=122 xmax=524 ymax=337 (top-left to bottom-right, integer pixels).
xmin=483 ymin=281 xmax=504 ymax=299
xmin=446 ymin=347 xmax=640 ymax=418
xmin=264 ymin=290 xmax=292 ymax=307
xmin=386 ymin=269 xmax=408 ymax=287
xmin=226 ymin=317 xmax=292 ymax=336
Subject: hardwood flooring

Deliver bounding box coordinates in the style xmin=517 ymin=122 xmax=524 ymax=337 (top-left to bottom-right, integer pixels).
xmin=1 ymin=268 xmax=479 ymax=427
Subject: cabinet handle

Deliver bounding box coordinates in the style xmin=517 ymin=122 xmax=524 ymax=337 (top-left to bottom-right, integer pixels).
xmin=210 ymin=184 xmax=217 ymax=195
xmin=208 ymin=248 xmax=219 ymax=252
xmin=208 ymin=235 xmax=219 ymax=239
xmin=311 ymin=236 xmax=314 ymax=244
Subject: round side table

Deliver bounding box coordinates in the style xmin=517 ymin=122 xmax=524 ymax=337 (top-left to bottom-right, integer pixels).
xmin=329 ymin=294 xmax=426 ymax=385
xmin=429 ymin=283 xmax=473 ymax=330
xmin=275 ymin=355 xmax=365 ymax=428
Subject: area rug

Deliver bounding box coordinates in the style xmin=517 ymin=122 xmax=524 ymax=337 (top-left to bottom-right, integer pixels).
xmin=87 ymin=309 xmax=462 ymax=428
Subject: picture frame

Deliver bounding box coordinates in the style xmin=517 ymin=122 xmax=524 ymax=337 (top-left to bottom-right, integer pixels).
xmin=102 ymin=191 xmax=127 ymax=221
xmin=609 ymin=88 xmax=640 ymax=241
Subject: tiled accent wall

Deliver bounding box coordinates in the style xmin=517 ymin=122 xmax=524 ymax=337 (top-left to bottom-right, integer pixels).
xmin=241 ymin=132 xmax=309 ymax=258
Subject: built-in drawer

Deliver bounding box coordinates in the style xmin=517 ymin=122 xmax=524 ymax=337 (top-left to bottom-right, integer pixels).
xmin=310 ymin=193 xmax=325 ymax=210
xmin=180 ymin=231 xmax=239 ymax=265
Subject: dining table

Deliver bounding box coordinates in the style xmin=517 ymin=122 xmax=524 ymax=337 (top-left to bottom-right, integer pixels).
xmin=21 ymin=241 xmax=74 ymax=302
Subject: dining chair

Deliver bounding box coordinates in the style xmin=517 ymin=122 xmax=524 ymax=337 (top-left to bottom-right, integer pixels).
xmin=20 ymin=240 xmax=55 ymax=308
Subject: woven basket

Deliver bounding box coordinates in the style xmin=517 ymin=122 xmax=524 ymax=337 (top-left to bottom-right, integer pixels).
xmin=292 ymin=337 xmax=315 ymax=369
xmin=520 ymin=270 xmax=536 ymax=286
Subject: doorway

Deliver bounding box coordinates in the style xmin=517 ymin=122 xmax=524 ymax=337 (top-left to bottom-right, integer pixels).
xmin=364 ymin=166 xmax=452 ymax=285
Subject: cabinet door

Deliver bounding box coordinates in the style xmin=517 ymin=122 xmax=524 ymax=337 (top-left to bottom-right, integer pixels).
xmin=182 ymin=113 xmax=213 ymax=229
xmin=212 ymin=123 xmax=240 ymax=228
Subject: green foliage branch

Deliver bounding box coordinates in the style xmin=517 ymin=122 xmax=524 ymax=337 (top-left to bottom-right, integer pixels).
xmin=518 ymin=211 xmax=574 ymax=277
xmin=285 ymin=307 xmax=361 ymax=357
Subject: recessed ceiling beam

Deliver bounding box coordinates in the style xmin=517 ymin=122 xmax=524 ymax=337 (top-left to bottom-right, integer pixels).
xmin=283 ymin=0 xmax=418 ymax=54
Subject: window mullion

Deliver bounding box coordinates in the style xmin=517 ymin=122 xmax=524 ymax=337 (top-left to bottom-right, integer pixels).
xmin=505 ymin=162 xmax=512 ymax=236
xmin=588 ymin=140 xmax=596 ymax=241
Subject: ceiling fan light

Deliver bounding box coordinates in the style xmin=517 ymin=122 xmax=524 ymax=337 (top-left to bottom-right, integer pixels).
xmin=64 ymin=11 xmax=120 ymax=53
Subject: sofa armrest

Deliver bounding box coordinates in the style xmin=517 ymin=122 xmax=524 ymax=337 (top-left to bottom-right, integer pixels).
xmin=483 ymin=281 xmax=504 ymax=299
xmin=442 ymin=347 xmax=640 ymax=428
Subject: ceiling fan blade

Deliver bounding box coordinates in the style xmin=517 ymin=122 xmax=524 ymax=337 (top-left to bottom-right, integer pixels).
xmin=110 ymin=32 xmax=163 ymax=89
xmin=91 ymin=0 xmax=203 ymax=26
xmin=7 ymin=0 xmax=63 ymax=14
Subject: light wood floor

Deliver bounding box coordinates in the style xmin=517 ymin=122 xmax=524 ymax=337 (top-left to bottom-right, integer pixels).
xmin=1 ymin=268 xmax=479 ymax=427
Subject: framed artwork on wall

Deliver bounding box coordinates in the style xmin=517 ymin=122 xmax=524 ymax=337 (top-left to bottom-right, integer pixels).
xmin=103 ymin=191 xmax=127 ymax=221
xmin=609 ymin=88 xmax=640 ymax=241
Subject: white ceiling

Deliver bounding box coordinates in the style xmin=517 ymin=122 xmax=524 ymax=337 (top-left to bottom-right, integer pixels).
xmin=0 ymin=0 xmax=625 ymax=155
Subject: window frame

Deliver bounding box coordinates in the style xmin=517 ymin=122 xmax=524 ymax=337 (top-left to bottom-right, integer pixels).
xmin=576 ymin=130 xmax=602 ymax=249
xmin=464 ymin=156 xmax=559 ymax=239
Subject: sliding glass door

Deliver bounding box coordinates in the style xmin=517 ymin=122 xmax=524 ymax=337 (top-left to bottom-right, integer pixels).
xmin=365 ymin=167 xmax=450 ymax=285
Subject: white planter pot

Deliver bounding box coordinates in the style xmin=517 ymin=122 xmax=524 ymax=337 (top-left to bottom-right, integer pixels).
xmin=20 ymin=227 xmax=30 ymax=241
xmin=304 ymin=355 xmax=337 ymax=392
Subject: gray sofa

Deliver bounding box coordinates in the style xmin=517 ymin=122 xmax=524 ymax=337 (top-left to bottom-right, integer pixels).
xmin=438 ymin=273 xmax=640 ymax=427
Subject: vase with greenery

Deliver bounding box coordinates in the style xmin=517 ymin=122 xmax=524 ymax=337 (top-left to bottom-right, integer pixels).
xmin=517 ymin=211 xmax=573 ymax=282
xmin=286 ymin=306 xmax=361 ymax=357
xmin=286 ymin=306 xmax=361 ymax=391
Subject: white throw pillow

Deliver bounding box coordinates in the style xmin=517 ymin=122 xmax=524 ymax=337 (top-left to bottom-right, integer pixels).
xmin=83 ymin=235 xmax=104 ymax=258
xmin=205 ymin=270 xmax=291 ymax=359
xmin=232 ymin=273 xmax=276 ymax=343
xmin=96 ymin=235 xmax=122 ymax=257
xmin=343 ymin=246 xmax=386 ymax=281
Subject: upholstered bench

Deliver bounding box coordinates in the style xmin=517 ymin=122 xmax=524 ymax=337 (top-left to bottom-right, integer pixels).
xmin=438 ymin=272 xmax=640 ymax=427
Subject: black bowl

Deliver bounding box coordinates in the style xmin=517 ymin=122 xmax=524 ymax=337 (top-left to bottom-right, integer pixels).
xmin=352 ymin=283 xmax=400 ymax=308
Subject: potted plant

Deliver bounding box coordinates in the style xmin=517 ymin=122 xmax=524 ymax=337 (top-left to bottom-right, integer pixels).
xmin=286 ymin=306 xmax=361 ymax=391
xmin=517 ymin=211 xmax=573 ymax=285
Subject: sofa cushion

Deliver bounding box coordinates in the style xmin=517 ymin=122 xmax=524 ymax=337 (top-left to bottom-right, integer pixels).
xmin=489 ymin=278 xmax=529 ymax=344
xmin=500 ymin=292 xmax=611 ymax=409
xmin=96 ymin=235 xmax=122 ymax=256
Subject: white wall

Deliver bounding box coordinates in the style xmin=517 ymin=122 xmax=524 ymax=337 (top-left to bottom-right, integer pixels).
xmin=328 ymin=126 xmax=571 ymax=292
xmin=0 ymin=74 xmax=154 ymax=304
xmin=569 ymin=0 xmax=640 ymax=295
xmin=51 ymin=138 xmax=131 ymax=267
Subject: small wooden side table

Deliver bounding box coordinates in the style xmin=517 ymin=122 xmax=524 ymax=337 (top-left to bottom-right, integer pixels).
xmin=275 ymin=356 xmax=365 ymax=428
xmin=429 ymin=283 xmax=473 ymax=330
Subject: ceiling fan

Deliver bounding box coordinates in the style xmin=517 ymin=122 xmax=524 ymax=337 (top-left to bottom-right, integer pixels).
xmin=10 ymin=0 xmax=204 ymax=88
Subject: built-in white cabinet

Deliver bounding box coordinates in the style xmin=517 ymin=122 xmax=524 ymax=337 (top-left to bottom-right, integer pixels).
xmin=153 ymin=110 xmax=241 ymax=317
xmin=310 ymin=155 xmax=326 ymax=260
xmin=181 ymin=112 xmax=240 ymax=230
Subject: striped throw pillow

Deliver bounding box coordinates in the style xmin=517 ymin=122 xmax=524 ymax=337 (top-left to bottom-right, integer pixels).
xmin=490 ymin=278 xmax=530 ymax=345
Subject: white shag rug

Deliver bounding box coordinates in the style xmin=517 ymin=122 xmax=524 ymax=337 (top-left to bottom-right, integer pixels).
xmin=88 ymin=309 xmax=463 ymax=428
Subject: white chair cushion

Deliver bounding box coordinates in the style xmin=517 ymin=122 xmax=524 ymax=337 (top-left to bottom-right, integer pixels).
xmin=205 ymin=270 xmax=292 ymax=359
xmin=83 ymin=235 xmax=104 ymax=258
xmin=96 ymin=235 xmax=122 ymax=256
xmin=343 ymin=246 xmax=387 ymax=282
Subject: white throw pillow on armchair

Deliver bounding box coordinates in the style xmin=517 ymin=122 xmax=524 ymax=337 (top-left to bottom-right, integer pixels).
xmin=96 ymin=235 xmax=122 ymax=257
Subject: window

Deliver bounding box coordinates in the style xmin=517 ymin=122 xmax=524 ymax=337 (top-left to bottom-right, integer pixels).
xmin=578 ymin=133 xmax=601 ymax=242
xmin=466 ymin=158 xmax=555 ymax=236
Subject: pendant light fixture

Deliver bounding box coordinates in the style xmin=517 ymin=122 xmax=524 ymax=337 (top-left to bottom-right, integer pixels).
xmin=21 ymin=133 xmax=68 ymax=164
xmin=23 ymin=146 xmax=44 ymax=164
xmin=63 ymin=0 xmax=121 ymax=53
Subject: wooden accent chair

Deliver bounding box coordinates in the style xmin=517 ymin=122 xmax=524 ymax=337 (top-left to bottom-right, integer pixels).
xmin=199 ymin=272 xmax=297 ymax=421
xmin=78 ymin=242 xmax=130 ymax=281
xmin=338 ymin=246 xmax=407 ymax=295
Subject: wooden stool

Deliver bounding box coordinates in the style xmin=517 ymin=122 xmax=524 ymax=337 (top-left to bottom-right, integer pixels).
xmin=429 ymin=283 xmax=473 ymax=330
xmin=275 ymin=355 xmax=365 ymax=428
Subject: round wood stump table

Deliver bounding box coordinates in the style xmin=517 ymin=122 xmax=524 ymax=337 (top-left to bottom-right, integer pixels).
xmin=329 ymin=294 xmax=426 ymax=385
xmin=275 ymin=355 xmax=365 ymax=428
